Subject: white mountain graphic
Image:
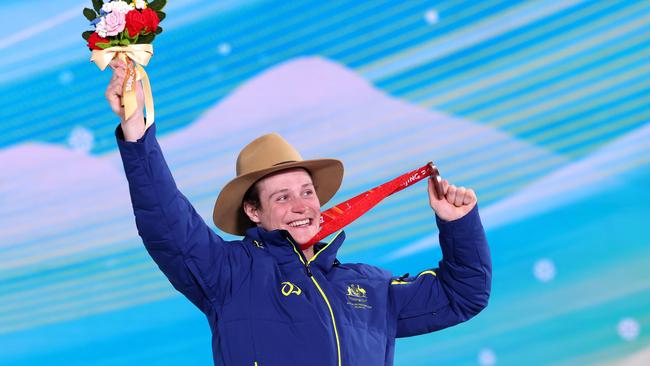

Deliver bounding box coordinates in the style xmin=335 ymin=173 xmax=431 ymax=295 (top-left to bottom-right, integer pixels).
xmin=2 ymin=56 xmax=639 ymax=272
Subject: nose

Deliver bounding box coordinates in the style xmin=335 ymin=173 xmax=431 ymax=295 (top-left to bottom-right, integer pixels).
xmin=291 ymin=198 xmax=308 ymax=213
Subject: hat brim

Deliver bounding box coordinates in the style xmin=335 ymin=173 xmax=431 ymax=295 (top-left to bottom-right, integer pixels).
xmin=213 ymin=159 xmax=344 ymax=236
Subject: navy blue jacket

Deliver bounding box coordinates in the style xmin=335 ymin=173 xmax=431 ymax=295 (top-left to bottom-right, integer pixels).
xmin=116 ymin=124 xmax=491 ymax=365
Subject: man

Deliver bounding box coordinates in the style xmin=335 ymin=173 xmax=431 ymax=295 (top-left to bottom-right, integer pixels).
xmin=107 ymin=60 xmax=491 ymax=365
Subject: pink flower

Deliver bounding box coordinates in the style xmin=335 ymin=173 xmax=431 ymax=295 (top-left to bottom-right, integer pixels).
xmin=97 ymin=11 xmax=126 ymax=37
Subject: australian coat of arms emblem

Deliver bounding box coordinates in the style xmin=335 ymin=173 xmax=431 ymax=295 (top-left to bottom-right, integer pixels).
xmin=346 ymin=284 xmax=372 ymax=310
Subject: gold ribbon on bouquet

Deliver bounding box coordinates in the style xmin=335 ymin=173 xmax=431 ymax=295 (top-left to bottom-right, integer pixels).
xmin=91 ymin=44 xmax=155 ymax=130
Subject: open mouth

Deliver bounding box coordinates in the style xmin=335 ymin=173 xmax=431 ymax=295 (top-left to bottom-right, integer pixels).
xmin=287 ymin=218 xmax=312 ymax=228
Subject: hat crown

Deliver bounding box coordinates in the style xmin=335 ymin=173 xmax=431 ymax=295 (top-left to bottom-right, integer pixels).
xmin=236 ymin=133 xmax=303 ymax=177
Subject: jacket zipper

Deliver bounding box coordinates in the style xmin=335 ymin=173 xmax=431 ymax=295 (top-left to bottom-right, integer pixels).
xmin=288 ymin=236 xmax=342 ymax=366
xmin=309 ymin=271 xmax=342 ymax=366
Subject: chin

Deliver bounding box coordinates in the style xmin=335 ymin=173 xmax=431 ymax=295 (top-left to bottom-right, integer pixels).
xmin=287 ymin=228 xmax=317 ymax=245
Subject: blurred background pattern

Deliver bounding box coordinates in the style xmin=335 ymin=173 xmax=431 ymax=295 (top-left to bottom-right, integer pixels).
xmin=1 ymin=0 xmax=649 ymax=365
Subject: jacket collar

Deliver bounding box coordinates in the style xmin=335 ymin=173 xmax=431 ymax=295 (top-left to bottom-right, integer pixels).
xmin=245 ymin=226 xmax=346 ymax=273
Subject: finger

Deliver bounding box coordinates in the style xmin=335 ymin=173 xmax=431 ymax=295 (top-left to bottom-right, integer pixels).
xmin=464 ymin=188 xmax=476 ymax=205
xmin=106 ymin=87 xmax=122 ymax=105
xmin=109 ymin=72 xmax=125 ymax=89
xmin=454 ymin=187 xmax=466 ymax=207
xmin=432 ymin=174 xmax=444 ymax=199
xmin=109 ymin=58 xmax=126 ymax=70
xmin=112 ymin=67 xmax=126 ymax=80
xmin=446 ymin=184 xmax=457 ymax=205
xmin=111 ymin=69 xmax=126 ymax=84
xmin=427 ymin=178 xmax=440 ymax=200
xmin=108 ymin=76 xmax=124 ymax=95
xmin=441 ymin=179 xmax=450 ymax=195
xmin=107 ymin=85 xmax=122 ymax=100
xmin=109 ymin=76 xmax=123 ymax=91
xmin=106 ymin=78 xmax=125 ymax=104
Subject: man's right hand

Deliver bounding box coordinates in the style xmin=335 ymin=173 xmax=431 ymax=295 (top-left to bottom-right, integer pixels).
xmin=106 ymin=58 xmax=146 ymax=142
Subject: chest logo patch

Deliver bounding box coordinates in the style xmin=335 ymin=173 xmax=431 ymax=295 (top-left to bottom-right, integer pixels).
xmin=281 ymin=281 xmax=302 ymax=296
xmin=346 ymin=284 xmax=372 ymax=310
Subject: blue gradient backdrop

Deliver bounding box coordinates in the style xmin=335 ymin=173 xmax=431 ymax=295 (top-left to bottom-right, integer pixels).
xmin=1 ymin=1 xmax=648 ymax=365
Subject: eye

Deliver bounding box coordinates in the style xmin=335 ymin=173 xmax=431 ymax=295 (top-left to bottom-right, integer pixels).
xmin=303 ymin=189 xmax=314 ymax=197
xmin=276 ymin=194 xmax=288 ymax=202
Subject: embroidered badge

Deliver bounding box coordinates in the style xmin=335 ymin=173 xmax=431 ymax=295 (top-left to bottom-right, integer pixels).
xmin=281 ymin=281 xmax=302 ymax=296
xmin=346 ymin=284 xmax=372 ymax=310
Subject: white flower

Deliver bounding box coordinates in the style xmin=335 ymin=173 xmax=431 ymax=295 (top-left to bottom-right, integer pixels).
xmin=101 ymin=3 xmax=114 ymax=13
xmin=102 ymin=1 xmax=134 ymax=14
xmin=113 ymin=1 xmax=134 ymax=14
xmin=135 ymin=0 xmax=147 ymax=10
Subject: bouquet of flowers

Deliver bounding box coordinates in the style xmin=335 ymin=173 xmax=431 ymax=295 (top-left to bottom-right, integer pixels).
xmin=82 ymin=0 xmax=165 ymax=50
xmin=82 ymin=0 xmax=167 ymax=128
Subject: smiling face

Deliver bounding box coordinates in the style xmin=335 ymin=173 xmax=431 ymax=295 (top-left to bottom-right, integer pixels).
xmin=243 ymin=168 xmax=321 ymax=245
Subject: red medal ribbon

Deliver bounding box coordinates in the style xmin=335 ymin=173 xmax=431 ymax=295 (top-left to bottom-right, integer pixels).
xmin=301 ymin=162 xmax=442 ymax=250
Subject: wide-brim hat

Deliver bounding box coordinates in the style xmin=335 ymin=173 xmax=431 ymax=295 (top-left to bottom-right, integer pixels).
xmin=213 ymin=133 xmax=344 ymax=236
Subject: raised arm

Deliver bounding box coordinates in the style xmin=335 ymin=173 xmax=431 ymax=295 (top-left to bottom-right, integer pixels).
xmin=389 ymin=178 xmax=492 ymax=336
xmin=108 ymin=60 xmax=250 ymax=313
xmin=105 ymin=59 xmax=146 ymax=141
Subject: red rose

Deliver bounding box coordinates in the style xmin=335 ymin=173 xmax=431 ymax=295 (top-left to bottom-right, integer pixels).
xmin=87 ymin=32 xmax=109 ymax=50
xmin=141 ymin=8 xmax=159 ymax=34
xmin=125 ymin=9 xmax=146 ymax=37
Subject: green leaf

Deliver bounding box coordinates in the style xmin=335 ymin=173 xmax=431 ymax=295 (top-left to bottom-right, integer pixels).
xmin=156 ymin=11 xmax=166 ymax=22
xmin=119 ymin=39 xmax=130 ymax=46
xmin=148 ymin=0 xmax=167 ymax=11
xmin=137 ymin=33 xmax=155 ymax=44
xmin=82 ymin=31 xmax=94 ymax=41
xmin=92 ymin=0 xmax=103 ymax=13
xmin=83 ymin=8 xmax=97 ymax=21
xmin=154 ymin=26 xmax=163 ymax=35
xmin=123 ymin=30 xmax=138 ymax=43
xmin=96 ymin=42 xmax=112 ymax=50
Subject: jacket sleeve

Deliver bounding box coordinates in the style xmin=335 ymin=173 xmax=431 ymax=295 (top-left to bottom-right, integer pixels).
xmin=116 ymin=123 xmax=250 ymax=313
xmin=388 ymin=204 xmax=491 ymax=337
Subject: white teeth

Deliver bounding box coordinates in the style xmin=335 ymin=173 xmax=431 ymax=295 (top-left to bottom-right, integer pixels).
xmin=288 ymin=219 xmax=310 ymax=227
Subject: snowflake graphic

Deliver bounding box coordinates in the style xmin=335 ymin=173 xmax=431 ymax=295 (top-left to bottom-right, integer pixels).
xmin=534 ymin=258 xmax=556 ymax=283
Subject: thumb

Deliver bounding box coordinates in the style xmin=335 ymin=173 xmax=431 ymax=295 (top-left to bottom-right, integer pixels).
xmin=428 ymin=178 xmax=449 ymax=208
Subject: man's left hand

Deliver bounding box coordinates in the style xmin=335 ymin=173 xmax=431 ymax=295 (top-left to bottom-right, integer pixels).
xmin=428 ymin=177 xmax=477 ymax=222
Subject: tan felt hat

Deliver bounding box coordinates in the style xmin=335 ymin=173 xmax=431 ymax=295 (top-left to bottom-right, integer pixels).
xmin=213 ymin=133 xmax=344 ymax=235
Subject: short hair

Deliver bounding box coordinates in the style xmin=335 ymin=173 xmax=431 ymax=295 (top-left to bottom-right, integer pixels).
xmin=242 ymin=182 xmax=261 ymax=211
